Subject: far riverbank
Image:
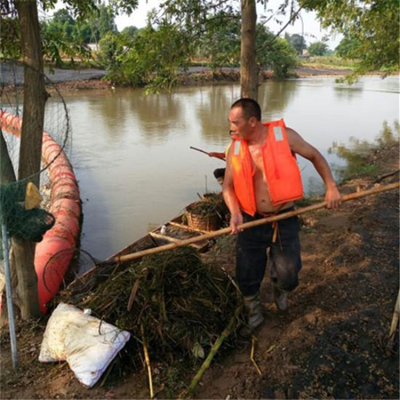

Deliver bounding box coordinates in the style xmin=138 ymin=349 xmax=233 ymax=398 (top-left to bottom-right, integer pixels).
xmin=1 ymin=63 xmax=359 ymax=91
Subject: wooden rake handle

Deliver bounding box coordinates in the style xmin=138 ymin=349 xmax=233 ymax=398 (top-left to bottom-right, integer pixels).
xmin=190 ymin=146 xmax=210 ymax=155
xmin=115 ymin=182 xmax=400 ymax=264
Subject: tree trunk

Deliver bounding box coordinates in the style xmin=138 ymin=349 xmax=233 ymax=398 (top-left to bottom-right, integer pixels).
xmin=240 ymin=0 xmax=258 ymax=100
xmin=15 ymin=0 xmax=47 ymax=186
xmin=11 ymin=0 xmax=48 ymax=319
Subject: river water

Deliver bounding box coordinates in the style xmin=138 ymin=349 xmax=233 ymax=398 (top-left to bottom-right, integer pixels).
xmin=60 ymin=77 xmax=398 ymax=259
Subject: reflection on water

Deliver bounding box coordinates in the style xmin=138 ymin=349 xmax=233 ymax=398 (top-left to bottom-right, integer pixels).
xmin=196 ymin=85 xmax=239 ymax=143
xmin=329 ymin=120 xmax=399 ymax=181
xmin=61 ymin=76 xmax=399 ymax=259
xmin=260 ymin=80 xmax=298 ymax=119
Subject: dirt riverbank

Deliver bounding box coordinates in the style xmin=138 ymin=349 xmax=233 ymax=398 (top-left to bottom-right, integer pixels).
xmin=1 ymin=63 xmax=358 ymax=92
xmin=50 ymin=66 xmax=356 ymax=91
xmin=0 ymin=141 xmax=398 ymax=399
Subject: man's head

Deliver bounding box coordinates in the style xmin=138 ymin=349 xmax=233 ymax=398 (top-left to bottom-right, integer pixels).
xmin=229 ymin=98 xmax=262 ymax=139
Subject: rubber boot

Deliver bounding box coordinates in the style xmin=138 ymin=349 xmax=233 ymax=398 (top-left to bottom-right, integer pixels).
xmin=273 ymin=285 xmax=288 ymax=311
xmin=240 ymin=292 xmax=264 ymax=337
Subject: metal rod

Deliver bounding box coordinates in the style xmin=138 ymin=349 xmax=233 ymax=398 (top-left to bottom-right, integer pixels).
xmin=1 ymin=223 xmax=18 ymax=369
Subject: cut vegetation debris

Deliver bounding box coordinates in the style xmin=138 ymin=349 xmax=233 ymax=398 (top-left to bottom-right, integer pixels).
xmin=58 ymin=247 xmax=245 ymax=392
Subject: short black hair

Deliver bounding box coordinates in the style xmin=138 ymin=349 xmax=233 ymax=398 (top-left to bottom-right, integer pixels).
xmin=213 ymin=168 xmax=226 ymax=179
xmin=231 ymin=98 xmax=261 ymax=121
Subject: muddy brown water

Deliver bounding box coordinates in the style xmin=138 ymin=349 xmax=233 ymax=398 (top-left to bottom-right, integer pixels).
xmin=57 ymin=77 xmax=399 ymax=259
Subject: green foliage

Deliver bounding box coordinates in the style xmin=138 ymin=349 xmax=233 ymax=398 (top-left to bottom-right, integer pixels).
xmin=41 ymin=19 xmax=91 ymax=66
xmin=335 ymin=36 xmax=360 ymax=59
xmin=97 ymin=32 xmax=132 ymax=83
xmin=97 ymin=24 xmax=192 ymax=91
xmin=301 ymin=55 xmax=356 ymax=69
xmin=301 ymin=0 xmax=400 ymax=76
xmin=120 ymin=25 xmax=139 ymax=39
xmin=0 ymin=17 xmax=21 ymax=58
xmin=285 ymin=33 xmax=307 ymax=54
xmin=42 ymin=5 xmax=116 ymax=44
xmin=329 ymin=121 xmax=399 ymax=181
xmin=0 ymin=1 xmax=138 ymax=66
xmin=308 ymin=41 xmax=328 ymax=56
xmin=376 ymin=120 xmax=400 ymax=148
xmin=329 ymin=138 xmax=379 ymax=181
xmin=258 ymin=26 xmax=298 ymax=78
xmin=97 ymin=5 xmax=118 ymax=39
xmin=196 ymin=14 xmax=298 ymax=77
xmin=197 ymin=11 xmax=241 ymax=71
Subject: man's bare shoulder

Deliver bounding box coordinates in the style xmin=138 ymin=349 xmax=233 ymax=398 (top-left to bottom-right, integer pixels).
xmin=286 ymin=126 xmax=301 ymax=136
xmin=285 ymin=126 xmax=303 ymax=147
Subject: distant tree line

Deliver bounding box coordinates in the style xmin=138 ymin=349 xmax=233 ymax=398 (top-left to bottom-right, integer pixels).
xmin=37 ymin=7 xmax=337 ymax=84
xmin=37 ymin=8 xmax=364 ymax=83
xmin=2 ymin=1 xmax=397 ymax=90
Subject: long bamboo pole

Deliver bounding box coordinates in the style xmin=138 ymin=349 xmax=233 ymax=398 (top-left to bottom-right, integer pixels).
xmin=114 ymin=182 xmax=399 ymax=264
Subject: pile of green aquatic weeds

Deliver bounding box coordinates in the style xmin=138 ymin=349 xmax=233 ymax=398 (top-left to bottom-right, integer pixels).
xmin=61 ymin=247 xmax=244 ymax=389
xmin=187 ymin=192 xmax=226 ymax=217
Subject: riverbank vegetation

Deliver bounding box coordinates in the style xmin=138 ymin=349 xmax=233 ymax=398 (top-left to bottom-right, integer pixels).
xmin=329 ymin=121 xmax=399 ymax=182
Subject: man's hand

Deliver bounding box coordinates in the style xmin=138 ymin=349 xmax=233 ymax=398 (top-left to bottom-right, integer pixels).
xmin=230 ymin=213 xmax=243 ymax=235
xmin=209 ymin=152 xmax=225 ymax=160
xmin=325 ymin=186 xmax=341 ymax=209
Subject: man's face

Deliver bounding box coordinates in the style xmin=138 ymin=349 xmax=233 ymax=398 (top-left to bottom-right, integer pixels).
xmin=228 ymin=106 xmax=255 ymax=140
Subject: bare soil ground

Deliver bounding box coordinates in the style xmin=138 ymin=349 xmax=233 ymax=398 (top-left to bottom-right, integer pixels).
xmin=1 ymin=143 xmax=398 ymax=399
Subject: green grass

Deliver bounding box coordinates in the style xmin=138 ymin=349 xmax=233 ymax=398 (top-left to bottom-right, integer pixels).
xmin=300 ymin=55 xmax=356 ymax=70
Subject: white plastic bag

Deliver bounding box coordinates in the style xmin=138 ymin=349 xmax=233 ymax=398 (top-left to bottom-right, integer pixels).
xmin=39 ymin=303 xmax=130 ymax=387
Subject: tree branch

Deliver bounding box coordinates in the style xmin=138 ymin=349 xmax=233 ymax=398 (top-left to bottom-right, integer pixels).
xmin=257 ymin=5 xmax=303 ymax=53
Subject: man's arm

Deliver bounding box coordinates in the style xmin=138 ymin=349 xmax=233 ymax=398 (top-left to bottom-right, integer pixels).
xmin=286 ymin=128 xmax=341 ymax=209
xmin=208 ymin=152 xmax=226 ymax=160
xmin=222 ymin=147 xmax=243 ymax=234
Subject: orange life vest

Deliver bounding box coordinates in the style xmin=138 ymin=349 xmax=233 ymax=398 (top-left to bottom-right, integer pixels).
xmin=231 ymin=119 xmax=303 ymax=216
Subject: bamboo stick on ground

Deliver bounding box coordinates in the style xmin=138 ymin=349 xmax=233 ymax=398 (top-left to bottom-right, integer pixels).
xmin=181 ymin=314 xmax=237 ymax=399
xmin=115 ymin=182 xmax=400 ymax=264
xmin=127 ymin=278 xmax=140 ymax=311
xmin=250 ymin=336 xmax=262 ymax=375
xmin=141 ymin=325 xmax=154 ymax=399
xmin=386 ymin=289 xmax=399 ymax=352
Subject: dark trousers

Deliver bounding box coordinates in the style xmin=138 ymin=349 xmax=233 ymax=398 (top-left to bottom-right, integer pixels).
xmin=236 ymin=210 xmax=302 ymax=297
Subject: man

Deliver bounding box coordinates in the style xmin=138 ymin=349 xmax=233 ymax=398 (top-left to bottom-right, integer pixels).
xmin=208 ymin=140 xmax=233 ymax=186
xmin=222 ymin=98 xmax=341 ymax=335
xmin=208 ymin=151 xmax=226 ymax=186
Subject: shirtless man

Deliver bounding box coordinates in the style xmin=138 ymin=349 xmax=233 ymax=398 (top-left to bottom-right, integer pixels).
xmin=222 ymin=98 xmax=341 ymax=334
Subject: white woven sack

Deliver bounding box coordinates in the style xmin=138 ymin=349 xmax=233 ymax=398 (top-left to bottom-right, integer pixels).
xmin=39 ymin=303 xmax=130 ymax=387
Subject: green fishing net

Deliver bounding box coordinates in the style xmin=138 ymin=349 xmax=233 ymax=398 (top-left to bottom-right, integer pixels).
xmin=0 ymin=181 xmax=55 ymax=242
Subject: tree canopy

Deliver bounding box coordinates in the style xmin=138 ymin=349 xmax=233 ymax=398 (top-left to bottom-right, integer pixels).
xmin=1 ymin=1 xmax=131 ymax=65
xmin=308 ymin=41 xmax=328 ymax=56
xmin=285 ymin=33 xmax=307 ymax=55
xmin=301 ymin=0 xmax=399 ymax=75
